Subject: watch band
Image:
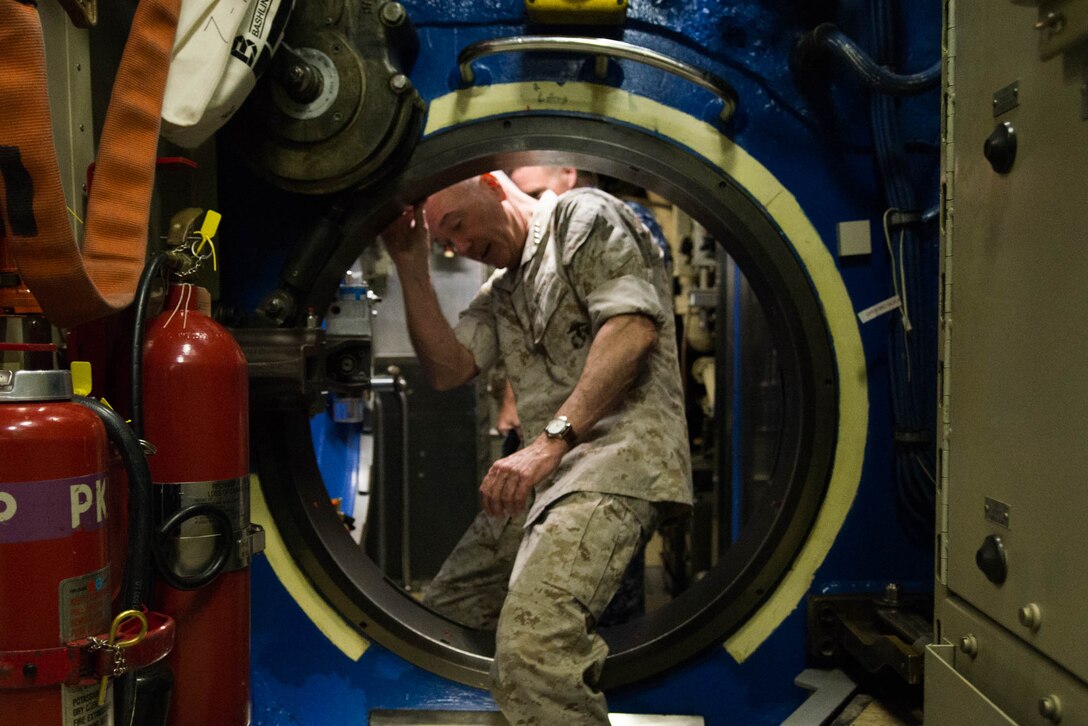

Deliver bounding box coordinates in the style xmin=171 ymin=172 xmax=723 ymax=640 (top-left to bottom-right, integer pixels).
xmin=545 ymin=415 xmax=576 ymax=446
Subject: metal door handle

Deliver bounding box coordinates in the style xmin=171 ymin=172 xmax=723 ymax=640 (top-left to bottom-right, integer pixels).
xmin=457 ymin=35 xmax=739 ymax=122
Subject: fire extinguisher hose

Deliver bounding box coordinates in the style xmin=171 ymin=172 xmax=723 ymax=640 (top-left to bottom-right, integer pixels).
xmin=74 ymin=396 xmax=153 ymax=611
xmin=74 ymin=395 xmax=155 ymax=725
xmin=130 ymin=251 xmax=169 ymax=440
xmin=153 ymin=503 xmax=233 ymax=591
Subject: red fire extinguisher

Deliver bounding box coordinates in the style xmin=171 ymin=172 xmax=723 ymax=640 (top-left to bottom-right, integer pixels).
xmin=142 ymin=283 xmax=259 ymax=726
xmin=0 ymin=369 xmax=113 ymax=724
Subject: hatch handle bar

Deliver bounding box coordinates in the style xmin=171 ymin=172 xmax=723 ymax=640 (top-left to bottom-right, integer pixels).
xmin=458 ymin=35 xmax=738 ymax=122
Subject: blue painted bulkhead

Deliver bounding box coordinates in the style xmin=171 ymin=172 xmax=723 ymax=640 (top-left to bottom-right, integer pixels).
xmin=227 ymin=1 xmax=943 ymax=723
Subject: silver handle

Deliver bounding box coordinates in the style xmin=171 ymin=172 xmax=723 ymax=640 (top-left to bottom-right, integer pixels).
xmin=458 ymin=35 xmax=738 ymax=122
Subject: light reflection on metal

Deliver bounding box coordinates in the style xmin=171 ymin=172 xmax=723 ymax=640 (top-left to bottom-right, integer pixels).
xmin=457 ymin=36 xmax=738 ymax=122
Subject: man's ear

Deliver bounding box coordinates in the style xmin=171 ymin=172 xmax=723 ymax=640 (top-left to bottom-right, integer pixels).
xmin=480 ymin=173 xmax=507 ymax=200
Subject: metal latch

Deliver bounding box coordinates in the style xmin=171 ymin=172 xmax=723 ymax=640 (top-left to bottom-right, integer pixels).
xmin=1037 ymin=0 xmax=1088 ymax=60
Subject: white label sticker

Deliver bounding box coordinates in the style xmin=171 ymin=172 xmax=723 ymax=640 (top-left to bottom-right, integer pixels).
xmin=857 ymin=295 xmax=902 ymax=323
xmin=63 ymin=683 xmax=112 ymax=726
xmin=58 ymin=565 xmax=111 ymax=642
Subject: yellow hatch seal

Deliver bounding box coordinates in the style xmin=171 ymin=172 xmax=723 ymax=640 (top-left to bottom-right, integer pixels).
xmin=264 ymin=81 xmax=868 ymax=664
xmin=250 ymin=474 xmax=369 ymax=660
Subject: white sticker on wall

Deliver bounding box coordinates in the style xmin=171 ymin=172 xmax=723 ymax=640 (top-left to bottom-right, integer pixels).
xmin=857 ymin=295 xmax=902 ymax=323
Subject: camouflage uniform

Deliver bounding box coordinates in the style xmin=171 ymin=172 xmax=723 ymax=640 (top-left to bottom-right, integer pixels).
xmin=430 ymin=188 xmax=692 ymax=724
xmin=423 ymin=508 xmax=648 ymax=629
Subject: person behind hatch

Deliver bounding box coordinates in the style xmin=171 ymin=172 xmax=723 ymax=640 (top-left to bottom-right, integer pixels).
xmin=380 ymin=171 xmax=692 ymax=725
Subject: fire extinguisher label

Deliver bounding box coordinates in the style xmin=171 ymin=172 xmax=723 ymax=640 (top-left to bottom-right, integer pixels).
xmin=58 ymin=565 xmax=111 ymax=641
xmin=0 ymin=473 xmax=108 ymax=543
xmin=58 ymin=566 xmax=112 ymax=724
xmin=62 ymin=682 xmax=111 ymax=726
xmin=154 ymin=476 xmax=248 ymax=532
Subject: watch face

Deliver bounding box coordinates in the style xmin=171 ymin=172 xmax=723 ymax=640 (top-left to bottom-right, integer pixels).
xmin=545 ymin=418 xmax=568 ymax=436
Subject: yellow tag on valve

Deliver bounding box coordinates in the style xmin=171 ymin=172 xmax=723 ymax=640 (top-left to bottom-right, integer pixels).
xmin=70 ymin=361 xmax=93 ymax=397
xmin=195 ymin=209 xmax=222 ymax=271
xmin=197 ymin=209 xmax=221 ymax=249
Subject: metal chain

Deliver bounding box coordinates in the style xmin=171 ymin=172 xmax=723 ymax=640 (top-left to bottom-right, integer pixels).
xmin=88 ymin=636 xmax=129 ymax=676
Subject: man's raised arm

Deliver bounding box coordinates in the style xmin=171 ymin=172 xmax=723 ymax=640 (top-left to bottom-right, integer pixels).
xmin=381 ymin=206 xmax=478 ymax=390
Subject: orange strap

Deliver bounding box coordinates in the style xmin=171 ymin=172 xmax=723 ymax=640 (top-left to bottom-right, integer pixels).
xmin=0 ymin=0 xmax=180 ymax=327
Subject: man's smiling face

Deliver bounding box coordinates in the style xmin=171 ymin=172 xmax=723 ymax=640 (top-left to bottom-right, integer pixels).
xmin=424 ymin=176 xmax=526 ymax=269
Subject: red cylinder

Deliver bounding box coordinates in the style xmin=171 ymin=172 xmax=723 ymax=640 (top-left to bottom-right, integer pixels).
xmin=142 ymin=284 xmax=251 ymax=726
xmin=0 ymin=370 xmax=112 ymax=724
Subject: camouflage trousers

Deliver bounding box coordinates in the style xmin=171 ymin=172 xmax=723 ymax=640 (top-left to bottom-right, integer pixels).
xmin=423 ymin=492 xmax=657 ymax=725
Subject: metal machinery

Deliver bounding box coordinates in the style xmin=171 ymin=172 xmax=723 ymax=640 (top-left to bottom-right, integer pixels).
xmin=926 ymin=1 xmax=1088 ymax=723
xmin=0 ymin=0 xmax=978 ymax=724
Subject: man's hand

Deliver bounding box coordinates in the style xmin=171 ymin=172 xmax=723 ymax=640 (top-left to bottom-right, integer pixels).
xmin=480 ymin=436 xmax=567 ymax=517
xmin=380 ymin=205 xmax=429 ymax=268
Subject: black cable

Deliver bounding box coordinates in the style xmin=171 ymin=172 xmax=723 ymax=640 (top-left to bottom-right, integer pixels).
xmin=74 ymin=396 xmax=153 ymax=608
xmin=795 ymin=23 xmax=941 ymax=96
xmin=867 ymin=0 xmax=938 ymax=544
xmin=130 ymin=252 xmax=170 ymax=439
xmin=73 ymin=396 xmax=153 ymax=726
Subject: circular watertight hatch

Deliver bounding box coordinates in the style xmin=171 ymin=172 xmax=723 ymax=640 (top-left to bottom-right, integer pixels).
xmin=252 ymin=108 xmax=851 ymax=689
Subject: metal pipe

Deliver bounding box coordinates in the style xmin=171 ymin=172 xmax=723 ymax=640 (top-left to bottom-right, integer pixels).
xmin=370 ymin=375 xmax=410 ymax=589
xmin=397 ymin=386 xmax=411 ymax=590
xmin=373 ymin=394 xmax=388 ymax=573
xmin=793 ymin=23 xmax=941 ymax=96
xmin=458 ymin=35 xmax=738 ymax=122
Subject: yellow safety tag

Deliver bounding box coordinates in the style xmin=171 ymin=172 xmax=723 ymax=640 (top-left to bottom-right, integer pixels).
xmin=70 ymin=361 xmax=93 ymax=397
xmin=199 ymin=209 xmax=222 ymax=245
xmin=194 ymin=209 xmax=221 ymax=271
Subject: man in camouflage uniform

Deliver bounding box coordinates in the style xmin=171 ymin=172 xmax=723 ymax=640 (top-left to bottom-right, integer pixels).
xmin=381 ymin=171 xmax=691 ymax=725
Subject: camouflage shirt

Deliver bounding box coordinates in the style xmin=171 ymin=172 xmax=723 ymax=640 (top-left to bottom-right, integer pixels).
xmin=454 ymin=188 xmax=693 ymax=525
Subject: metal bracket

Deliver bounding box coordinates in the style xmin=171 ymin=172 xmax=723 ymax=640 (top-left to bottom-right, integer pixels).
xmin=233 ymin=322 xmax=387 ymax=414
xmin=1037 ymin=0 xmax=1088 ymax=60
xmin=808 ymin=589 xmax=933 ymax=686
xmin=232 ymin=327 xmax=328 ymax=412
xmin=781 ymin=668 xmax=857 ymax=726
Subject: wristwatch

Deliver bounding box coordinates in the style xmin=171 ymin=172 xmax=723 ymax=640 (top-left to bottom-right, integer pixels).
xmin=544 ymin=415 xmax=576 ymax=446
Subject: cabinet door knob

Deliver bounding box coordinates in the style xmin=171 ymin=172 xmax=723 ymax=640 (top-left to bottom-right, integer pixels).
xmin=975 ymin=534 xmax=1008 ymax=584
xmin=983 ymin=122 xmax=1017 ymax=174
